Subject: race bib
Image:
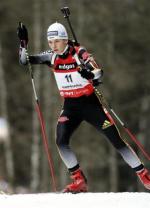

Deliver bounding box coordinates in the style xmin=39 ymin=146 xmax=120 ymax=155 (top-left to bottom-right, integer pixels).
xmin=54 ymin=69 xmax=94 ymax=97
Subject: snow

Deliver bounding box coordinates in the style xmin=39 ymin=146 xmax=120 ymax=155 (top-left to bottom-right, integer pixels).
xmin=0 ymin=192 xmax=150 ymax=208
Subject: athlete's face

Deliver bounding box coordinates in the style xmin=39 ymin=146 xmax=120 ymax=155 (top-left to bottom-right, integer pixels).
xmin=48 ymin=39 xmax=68 ymax=54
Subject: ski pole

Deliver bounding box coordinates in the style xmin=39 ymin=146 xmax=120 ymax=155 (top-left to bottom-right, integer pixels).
xmin=19 ymin=22 xmax=57 ymax=192
xmin=94 ymin=88 xmax=150 ymax=161
xmin=26 ymin=51 xmax=57 ymax=192
xmin=61 ymin=7 xmax=79 ymax=46
xmin=110 ymin=107 xmax=150 ymax=161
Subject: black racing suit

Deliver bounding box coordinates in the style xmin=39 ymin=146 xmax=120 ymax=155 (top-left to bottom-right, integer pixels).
xmin=19 ymin=43 xmax=144 ymax=173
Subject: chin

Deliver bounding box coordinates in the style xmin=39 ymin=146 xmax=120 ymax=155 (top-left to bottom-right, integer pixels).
xmin=55 ymin=51 xmax=63 ymax=55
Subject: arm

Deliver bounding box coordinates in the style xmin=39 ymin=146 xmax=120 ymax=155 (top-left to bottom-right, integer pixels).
xmin=17 ymin=22 xmax=52 ymax=67
xmin=84 ymin=55 xmax=103 ymax=80
xmin=19 ymin=46 xmax=52 ymax=67
xmin=77 ymin=46 xmax=103 ymax=84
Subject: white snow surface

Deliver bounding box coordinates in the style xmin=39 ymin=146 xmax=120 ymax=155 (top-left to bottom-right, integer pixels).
xmin=0 ymin=192 xmax=150 ymax=208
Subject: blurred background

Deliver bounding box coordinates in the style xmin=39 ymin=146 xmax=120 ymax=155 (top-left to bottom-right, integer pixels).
xmin=0 ymin=0 xmax=150 ymax=193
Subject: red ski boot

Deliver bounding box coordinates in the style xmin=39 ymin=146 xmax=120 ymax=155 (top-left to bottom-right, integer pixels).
xmin=137 ymin=168 xmax=150 ymax=190
xmin=63 ymin=169 xmax=88 ymax=193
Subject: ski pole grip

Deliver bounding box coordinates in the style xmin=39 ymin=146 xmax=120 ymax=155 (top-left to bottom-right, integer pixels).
xmin=61 ymin=7 xmax=70 ymax=18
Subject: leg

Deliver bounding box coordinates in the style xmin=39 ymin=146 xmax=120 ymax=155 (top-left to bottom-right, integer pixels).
xmin=84 ymin=94 xmax=150 ymax=189
xmin=102 ymin=124 xmax=143 ymax=170
xmin=100 ymin=121 xmax=150 ymax=189
xmin=56 ymin=110 xmax=88 ymax=192
xmin=83 ymin=94 xmax=143 ymax=170
xmin=56 ymin=110 xmax=81 ymax=170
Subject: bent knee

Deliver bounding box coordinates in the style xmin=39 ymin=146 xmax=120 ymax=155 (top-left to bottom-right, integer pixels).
xmin=102 ymin=124 xmax=127 ymax=149
xmin=56 ymin=131 xmax=70 ymax=148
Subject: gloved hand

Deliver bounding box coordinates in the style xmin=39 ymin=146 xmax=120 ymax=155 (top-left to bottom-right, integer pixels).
xmin=78 ymin=67 xmax=94 ymax=80
xmin=92 ymin=69 xmax=103 ymax=86
xmin=17 ymin=22 xmax=28 ymax=48
xmin=92 ymin=79 xmax=102 ymax=86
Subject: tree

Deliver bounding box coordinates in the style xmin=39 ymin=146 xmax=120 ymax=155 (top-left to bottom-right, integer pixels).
xmin=0 ymin=39 xmax=14 ymax=184
xmin=30 ymin=0 xmax=42 ymax=192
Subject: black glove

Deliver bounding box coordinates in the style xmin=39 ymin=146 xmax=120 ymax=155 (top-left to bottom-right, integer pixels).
xmin=92 ymin=79 xmax=102 ymax=86
xmin=78 ymin=67 xmax=94 ymax=80
xmin=17 ymin=22 xmax=28 ymax=48
xmin=93 ymin=70 xmax=103 ymax=86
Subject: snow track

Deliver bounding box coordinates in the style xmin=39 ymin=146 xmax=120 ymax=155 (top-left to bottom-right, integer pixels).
xmin=0 ymin=192 xmax=150 ymax=208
